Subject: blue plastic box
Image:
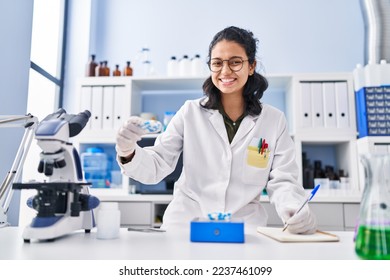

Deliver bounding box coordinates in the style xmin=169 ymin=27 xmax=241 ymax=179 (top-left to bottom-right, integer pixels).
xmin=190 ymin=218 xmax=245 ymax=243
xmin=355 ymin=86 xmax=390 ymax=138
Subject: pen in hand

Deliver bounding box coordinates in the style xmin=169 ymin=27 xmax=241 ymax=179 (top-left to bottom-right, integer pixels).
xmin=282 ymin=184 xmax=321 ymax=232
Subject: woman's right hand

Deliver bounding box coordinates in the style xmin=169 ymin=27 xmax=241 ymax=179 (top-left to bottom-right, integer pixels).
xmin=115 ymin=116 xmax=145 ymax=161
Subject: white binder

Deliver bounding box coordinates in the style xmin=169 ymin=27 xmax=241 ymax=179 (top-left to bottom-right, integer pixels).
xmin=310 ymin=82 xmax=324 ymax=127
xmin=114 ymin=86 xmax=126 ymax=129
xmin=102 ymin=86 xmax=114 ymax=130
xmin=80 ymin=86 xmax=92 ymax=129
xmin=299 ymin=82 xmax=312 ymax=128
xmin=91 ymin=86 xmax=103 ymax=130
xmin=322 ymin=82 xmax=337 ymax=127
xmin=335 ymin=82 xmax=350 ymax=128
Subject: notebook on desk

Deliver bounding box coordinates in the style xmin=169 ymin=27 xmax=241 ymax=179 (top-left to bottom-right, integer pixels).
xmin=256 ymin=226 xmax=339 ymax=242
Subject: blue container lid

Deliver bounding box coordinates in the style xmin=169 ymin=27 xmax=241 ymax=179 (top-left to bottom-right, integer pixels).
xmin=86 ymin=147 xmax=104 ymax=153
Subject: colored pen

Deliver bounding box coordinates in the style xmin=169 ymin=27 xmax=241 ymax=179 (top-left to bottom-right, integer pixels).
xmin=263 ymin=143 xmax=268 ymax=157
xmin=260 ymin=139 xmax=266 ymax=154
xmin=282 ymin=184 xmax=321 ymax=232
xmin=258 ymin=138 xmax=262 ymax=153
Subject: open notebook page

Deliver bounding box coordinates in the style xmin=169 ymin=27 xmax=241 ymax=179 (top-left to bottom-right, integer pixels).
xmin=257 ymin=226 xmax=339 ymax=242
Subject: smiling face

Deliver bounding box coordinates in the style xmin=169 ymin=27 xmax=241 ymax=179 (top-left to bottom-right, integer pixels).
xmin=210 ymin=39 xmax=256 ymax=97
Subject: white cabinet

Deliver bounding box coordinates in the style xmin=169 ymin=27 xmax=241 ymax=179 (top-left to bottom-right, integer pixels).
xmin=261 ymin=200 xmax=359 ymax=231
xmin=95 ymin=193 xmax=172 ymax=228
xmin=343 ymin=203 xmax=360 ymax=231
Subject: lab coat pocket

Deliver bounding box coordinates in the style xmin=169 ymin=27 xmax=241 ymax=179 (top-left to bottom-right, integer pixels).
xmin=242 ymin=147 xmax=271 ymax=185
xmin=246 ymin=146 xmax=270 ymax=168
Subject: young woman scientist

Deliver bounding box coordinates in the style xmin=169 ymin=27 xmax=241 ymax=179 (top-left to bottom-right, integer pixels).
xmin=116 ymin=26 xmax=317 ymax=234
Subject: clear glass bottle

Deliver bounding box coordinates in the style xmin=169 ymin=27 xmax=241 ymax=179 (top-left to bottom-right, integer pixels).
xmin=355 ymin=154 xmax=390 ymax=260
xmin=140 ymin=47 xmax=150 ymax=62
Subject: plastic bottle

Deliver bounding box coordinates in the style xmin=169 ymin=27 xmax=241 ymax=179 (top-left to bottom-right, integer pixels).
xmin=97 ymin=202 xmax=121 ymax=240
xmin=352 ymin=63 xmax=365 ymax=92
xmin=113 ymin=64 xmax=121 ymax=76
xmin=123 ymin=61 xmax=133 ymax=76
xmin=86 ymin=54 xmax=98 ymax=77
xmin=364 ymin=60 xmax=382 ymax=87
xmin=81 ymin=147 xmax=110 ymax=188
xmin=167 ymin=56 xmax=179 ymax=77
xmin=179 ymin=55 xmax=191 ymax=76
xmin=191 ymin=54 xmax=204 ymax=76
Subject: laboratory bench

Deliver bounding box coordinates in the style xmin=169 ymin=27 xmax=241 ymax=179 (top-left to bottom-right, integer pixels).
xmin=0 ymin=225 xmax=358 ymax=260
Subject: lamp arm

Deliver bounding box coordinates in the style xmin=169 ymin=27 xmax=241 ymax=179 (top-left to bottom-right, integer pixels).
xmin=0 ymin=114 xmax=38 ymax=227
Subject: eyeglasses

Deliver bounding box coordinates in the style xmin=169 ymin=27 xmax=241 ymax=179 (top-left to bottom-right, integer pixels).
xmin=208 ymin=57 xmax=249 ymax=73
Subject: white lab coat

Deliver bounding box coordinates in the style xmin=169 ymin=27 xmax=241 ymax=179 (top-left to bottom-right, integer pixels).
xmin=119 ymin=98 xmax=307 ymax=229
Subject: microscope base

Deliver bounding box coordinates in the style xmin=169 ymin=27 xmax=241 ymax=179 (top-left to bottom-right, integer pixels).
xmin=22 ymin=210 xmax=95 ymax=242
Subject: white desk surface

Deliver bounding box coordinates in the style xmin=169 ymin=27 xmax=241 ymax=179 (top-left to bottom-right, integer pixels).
xmin=0 ymin=226 xmax=359 ymax=260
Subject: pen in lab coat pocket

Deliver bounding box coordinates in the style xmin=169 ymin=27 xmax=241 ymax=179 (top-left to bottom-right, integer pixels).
xmin=257 ymin=138 xmax=262 ymax=153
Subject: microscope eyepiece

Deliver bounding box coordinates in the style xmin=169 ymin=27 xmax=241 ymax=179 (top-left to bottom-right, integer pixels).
xmin=68 ymin=110 xmax=91 ymax=137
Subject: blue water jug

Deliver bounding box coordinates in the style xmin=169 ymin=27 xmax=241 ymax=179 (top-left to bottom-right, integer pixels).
xmin=81 ymin=147 xmax=110 ymax=188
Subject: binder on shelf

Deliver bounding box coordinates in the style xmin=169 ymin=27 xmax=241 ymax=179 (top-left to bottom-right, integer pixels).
xmin=322 ymin=82 xmax=337 ymax=128
xmin=80 ymin=86 xmax=92 ymax=130
xmin=299 ymin=82 xmax=312 ymax=128
xmin=310 ymin=82 xmax=324 ymax=127
xmin=355 ymin=86 xmax=390 ymax=137
xmin=335 ymin=82 xmax=350 ymax=129
xmin=91 ymin=86 xmax=103 ymax=130
xmin=102 ymin=86 xmax=114 ymax=130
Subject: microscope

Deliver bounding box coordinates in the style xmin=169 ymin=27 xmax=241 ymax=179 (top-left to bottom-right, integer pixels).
xmin=13 ymin=109 xmax=100 ymax=242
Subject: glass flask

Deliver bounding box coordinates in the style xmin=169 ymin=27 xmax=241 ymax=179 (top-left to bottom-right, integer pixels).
xmin=355 ymin=154 xmax=390 ymax=260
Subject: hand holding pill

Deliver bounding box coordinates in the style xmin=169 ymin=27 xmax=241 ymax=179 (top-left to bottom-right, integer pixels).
xmin=116 ymin=117 xmax=163 ymax=162
xmin=115 ymin=116 xmax=145 ymax=158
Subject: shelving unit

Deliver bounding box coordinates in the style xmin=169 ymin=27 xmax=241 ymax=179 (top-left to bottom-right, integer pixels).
xmin=92 ymin=191 xmax=172 ymax=228
xmin=75 ymin=73 xmax=362 ymax=228
xmin=286 ymin=72 xmax=360 ymax=191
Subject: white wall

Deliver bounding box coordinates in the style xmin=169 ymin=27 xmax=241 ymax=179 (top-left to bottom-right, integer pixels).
xmin=62 ymin=0 xmax=95 ymax=114
xmin=0 ymin=0 xmax=34 ymax=225
xmin=63 ymin=0 xmax=364 ymax=111
xmin=95 ymin=0 xmax=363 ymax=74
